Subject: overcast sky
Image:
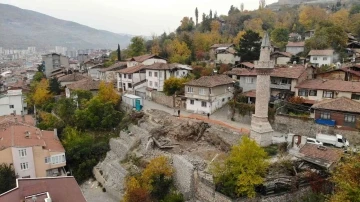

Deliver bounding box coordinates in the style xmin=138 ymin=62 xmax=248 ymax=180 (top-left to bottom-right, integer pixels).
xmin=0 ymin=0 xmax=277 ymax=36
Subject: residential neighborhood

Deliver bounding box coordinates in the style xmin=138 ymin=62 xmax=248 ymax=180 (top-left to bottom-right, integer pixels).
xmin=1 ymin=0 xmax=360 ymax=202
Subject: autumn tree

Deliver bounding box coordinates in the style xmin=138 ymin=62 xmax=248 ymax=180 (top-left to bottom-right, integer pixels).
xmin=299 ymin=6 xmax=328 ymax=30
xmin=0 ymin=163 xmax=16 ymax=193
xmin=33 ymin=71 xmax=45 ymax=82
xmin=350 ymin=14 xmax=360 ymax=37
xmin=98 ymin=81 xmax=120 ymax=105
xmin=350 ymin=4 xmax=360 ymax=15
xmin=233 ymin=31 xmax=246 ymax=47
xmin=330 ymin=154 xmax=360 ymax=202
xmin=236 ymin=30 xmax=261 ymax=62
xmin=177 ymin=17 xmax=195 ymax=32
xmin=244 ymin=18 xmax=264 ymax=35
xmin=168 ymin=39 xmax=191 ymax=64
xmin=330 ymin=9 xmax=350 ymax=30
xmin=163 ymin=77 xmax=189 ymax=96
xmin=271 ymin=28 xmax=290 ymax=50
xmin=212 ymin=137 xmax=269 ymax=198
xmin=32 ymin=79 xmax=52 ymax=107
xmin=128 ymin=36 xmax=146 ymax=57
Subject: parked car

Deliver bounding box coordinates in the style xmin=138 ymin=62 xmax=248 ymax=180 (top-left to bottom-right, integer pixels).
xmin=306 ymin=138 xmax=323 ymax=146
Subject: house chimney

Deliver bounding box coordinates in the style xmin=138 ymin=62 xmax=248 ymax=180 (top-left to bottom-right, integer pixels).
xmin=54 ymin=129 xmax=58 ymax=140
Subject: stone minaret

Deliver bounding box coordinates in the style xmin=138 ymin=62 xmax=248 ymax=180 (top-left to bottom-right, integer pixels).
xmin=250 ymin=32 xmax=274 ymax=146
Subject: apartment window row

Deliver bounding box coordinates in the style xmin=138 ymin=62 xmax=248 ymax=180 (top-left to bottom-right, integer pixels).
xmin=189 ymin=100 xmax=207 ymax=108
xmin=245 ymin=77 xmax=254 ymax=84
xmin=320 ymin=112 xmax=331 ymax=120
xmin=148 ymin=81 xmax=158 ymax=88
xmin=313 ymin=57 xmax=328 ymax=61
xmin=298 ymin=89 xmax=317 ymax=97
xmin=122 ymin=74 xmax=132 ymax=79
xmin=187 ymin=87 xmax=193 ymax=93
xmin=20 ymin=162 xmax=29 ymax=170
xmin=45 ymin=154 xmax=66 ymax=165
xmin=19 ymin=149 xmax=27 ymax=157
xmin=345 ymin=114 xmax=356 ymax=123
xmin=323 ymin=91 xmax=334 ymax=98
xmin=148 ymin=71 xmax=162 ymax=78
xmin=351 ymin=94 xmax=360 ymax=100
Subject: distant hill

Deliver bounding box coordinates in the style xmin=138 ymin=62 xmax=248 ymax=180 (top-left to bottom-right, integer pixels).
xmin=0 ymin=4 xmax=132 ymax=49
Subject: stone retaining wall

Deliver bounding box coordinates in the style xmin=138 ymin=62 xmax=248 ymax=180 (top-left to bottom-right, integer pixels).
xmin=172 ymin=155 xmax=195 ymax=200
xmin=151 ymin=91 xmax=174 ymax=108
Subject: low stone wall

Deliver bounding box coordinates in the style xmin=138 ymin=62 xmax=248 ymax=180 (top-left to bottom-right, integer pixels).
xmin=273 ymin=114 xmax=360 ymax=145
xmin=151 ymin=91 xmax=174 ymax=108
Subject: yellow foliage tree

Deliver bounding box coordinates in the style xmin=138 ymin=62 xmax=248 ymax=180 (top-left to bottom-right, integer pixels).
xmin=32 ymin=79 xmax=52 ymax=106
xmin=244 ymin=18 xmax=264 ymax=35
xmin=151 ymin=38 xmax=161 ymax=55
xmin=233 ymin=31 xmax=246 ymax=46
xmin=210 ymin=20 xmax=221 ymax=33
xmin=97 ymin=81 xmax=120 ymax=105
xmin=141 ymin=156 xmax=174 ymax=191
xmin=212 ymin=137 xmax=269 ymax=198
xmin=299 ymin=6 xmax=328 ymax=30
xmin=330 ymin=9 xmax=350 ymax=31
xmin=168 ymin=39 xmax=191 ymax=63
xmin=350 ymin=14 xmax=360 ymax=37
xmin=330 ymin=154 xmax=360 ymax=202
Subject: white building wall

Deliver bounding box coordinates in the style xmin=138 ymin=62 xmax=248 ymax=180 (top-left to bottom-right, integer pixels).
xmin=186 ymin=92 xmax=233 ymax=114
xmin=0 ymin=90 xmax=27 ymax=116
xmin=310 ymin=55 xmax=333 ymax=67
xmin=142 ymin=58 xmax=167 ymax=66
xmin=11 ymin=147 xmax=36 ymax=178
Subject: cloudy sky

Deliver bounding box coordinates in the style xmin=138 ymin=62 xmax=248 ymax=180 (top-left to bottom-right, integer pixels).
xmin=0 ymin=0 xmax=277 ymax=36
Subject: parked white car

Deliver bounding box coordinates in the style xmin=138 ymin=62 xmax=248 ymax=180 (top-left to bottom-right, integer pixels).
xmin=306 ymin=138 xmax=323 ymax=146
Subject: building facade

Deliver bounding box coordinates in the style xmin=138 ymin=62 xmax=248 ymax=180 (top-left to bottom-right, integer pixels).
xmin=308 ymin=50 xmax=334 ymax=67
xmin=0 ymin=89 xmax=27 ymax=116
xmin=42 ymin=53 xmax=70 ymax=78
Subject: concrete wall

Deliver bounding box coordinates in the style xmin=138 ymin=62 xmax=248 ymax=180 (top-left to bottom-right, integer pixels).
xmin=273 ymin=114 xmax=360 ymax=145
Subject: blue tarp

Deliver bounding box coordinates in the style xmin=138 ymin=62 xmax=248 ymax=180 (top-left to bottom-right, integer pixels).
xmin=315 ymin=119 xmax=336 ymax=126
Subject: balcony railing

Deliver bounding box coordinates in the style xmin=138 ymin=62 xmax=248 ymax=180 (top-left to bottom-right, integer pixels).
xmin=270 ymin=83 xmax=291 ymax=90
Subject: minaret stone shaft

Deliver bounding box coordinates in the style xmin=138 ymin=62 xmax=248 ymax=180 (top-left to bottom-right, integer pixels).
xmin=250 ymin=32 xmax=274 ymax=146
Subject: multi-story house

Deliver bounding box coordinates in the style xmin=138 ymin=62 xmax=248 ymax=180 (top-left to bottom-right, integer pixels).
xmin=270 ymin=52 xmax=293 ymax=65
xmin=315 ymin=64 xmax=360 ymax=82
xmin=209 ymin=44 xmax=235 ymax=60
xmin=117 ymin=64 xmax=146 ymax=92
xmin=42 ymin=53 xmax=70 ymax=78
xmin=145 ymin=63 xmax=192 ymax=92
xmin=295 ymin=79 xmax=360 ymax=103
xmin=0 ymin=89 xmax=27 ymax=116
xmin=285 ymin=42 xmax=305 ymax=55
xmin=0 ymin=117 xmax=66 ymax=178
xmin=225 ymin=65 xmax=314 ymax=100
xmin=184 ymin=75 xmax=234 ymax=114
xmin=126 ymin=54 xmax=167 ymax=67
xmin=308 ymin=49 xmax=334 ymax=67
xmin=99 ymin=62 xmax=127 ymax=83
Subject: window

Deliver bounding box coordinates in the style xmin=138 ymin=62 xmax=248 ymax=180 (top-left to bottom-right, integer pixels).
xmin=19 ymin=149 xmax=27 ymax=157
xmin=351 ymin=94 xmax=360 ymax=100
xmin=9 ymin=105 xmax=14 ymax=109
xmin=123 ymin=74 xmax=127 ymax=79
xmin=323 ymin=91 xmax=334 ymax=98
xmin=155 ymin=82 xmax=158 ymax=87
xmin=222 ymin=98 xmax=225 ymax=102
xmin=199 ymin=88 xmax=206 ymax=95
xmin=159 ymin=72 xmax=162 ymax=78
xmin=128 ymin=74 xmax=132 ymax=79
xmin=313 ymin=57 xmax=317 ymax=61
xmin=20 ymin=162 xmax=29 ymax=170
xmin=298 ymin=89 xmax=308 ymax=96
xmin=187 ymin=87 xmax=193 ymax=93
xmin=190 ymin=100 xmax=194 ymax=105
xmin=345 ymin=114 xmax=356 ymax=123
xmin=45 ymin=157 xmax=51 ymax=164
xmin=176 ymin=71 xmax=179 ymax=76
xmin=323 ymin=57 xmax=327 ymax=61
xmin=148 ymin=71 xmax=152 ymax=77
xmin=149 ymin=81 xmax=153 ymax=87
xmin=209 ymin=88 xmax=212 ymax=95
xmin=128 ymin=83 xmax=132 ymax=88
xmin=201 ymin=101 xmax=207 ymax=107
xmin=320 ymin=112 xmax=331 ymax=120
xmin=309 ymin=90 xmax=317 ymax=96
xmin=236 ymin=76 xmax=240 ymax=80
xmin=154 ymin=72 xmax=158 ymax=77
xmin=51 ymin=154 xmax=66 ymax=165
xmin=245 ymin=77 xmax=254 ymax=84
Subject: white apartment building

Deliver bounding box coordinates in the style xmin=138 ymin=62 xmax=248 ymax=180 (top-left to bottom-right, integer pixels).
xmin=42 ymin=53 xmax=70 ymax=78
xmin=117 ymin=64 xmax=147 ymax=92
xmin=0 ymin=89 xmax=27 ymax=116
xmin=308 ymin=50 xmax=334 ymax=67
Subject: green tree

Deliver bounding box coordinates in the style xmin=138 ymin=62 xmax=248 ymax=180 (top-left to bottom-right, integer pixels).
xmin=271 ymin=28 xmax=290 ymax=50
xmin=330 ymin=154 xmax=360 ymax=202
xmin=54 ymin=98 xmax=76 ymax=125
xmin=117 ymin=44 xmax=122 ymax=61
xmin=0 ymin=163 xmax=16 ymax=193
xmin=163 ymin=77 xmax=189 ymax=96
xmin=350 ymin=4 xmax=360 ymax=15
xmin=48 ymin=77 xmax=61 ymax=95
xmin=37 ymin=63 xmax=45 ymax=72
xmin=195 ymin=7 xmax=199 ymax=25
xmin=212 ymin=137 xmax=269 ymax=198
xmin=128 ymin=36 xmax=147 ymax=57
xmin=236 ymin=30 xmax=261 ymax=62
xmin=33 ymin=71 xmax=45 ymax=82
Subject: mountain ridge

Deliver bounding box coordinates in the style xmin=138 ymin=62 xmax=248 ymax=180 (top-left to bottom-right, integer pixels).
xmin=0 ymin=3 xmax=132 ymax=50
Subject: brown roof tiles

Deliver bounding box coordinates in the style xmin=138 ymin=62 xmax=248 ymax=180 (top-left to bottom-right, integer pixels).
xmin=311 ymin=97 xmax=360 ymax=113
xmin=66 ymin=79 xmax=101 ymax=91
xmin=226 ymin=65 xmax=307 ymax=79
xmin=224 ymin=68 xmax=257 ymax=76
xmin=299 ymin=144 xmax=342 ymax=167
xmin=185 ymin=75 xmax=234 ymax=87
xmin=118 ymin=64 xmax=145 ymax=74
xmin=210 ymin=44 xmax=234 ymax=49
xmin=143 ymin=63 xmax=179 ymax=70
xmin=286 ymin=41 xmax=305 ymax=47
xmin=308 ymin=49 xmax=334 ymax=56
xmin=129 ymin=54 xmax=166 ymax=62
xmin=58 ymin=73 xmax=90 ymax=82
xmin=295 ymin=79 xmax=360 ymax=93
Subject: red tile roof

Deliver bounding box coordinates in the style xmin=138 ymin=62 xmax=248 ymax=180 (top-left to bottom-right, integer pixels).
xmin=117 ymin=64 xmax=145 ymax=74
xmin=311 ymin=97 xmax=360 ymax=113
xmin=224 ymin=68 xmax=257 ymax=76
xmin=58 ymin=73 xmax=90 ymax=82
xmin=295 ymin=79 xmax=360 ymax=93
xmin=210 ymin=44 xmax=234 ymax=48
xmin=271 ymin=52 xmax=293 ymax=58
xmin=0 ymin=177 xmax=86 ymax=202
xmin=185 ymin=75 xmax=234 ymax=87
xmin=308 ymin=49 xmax=334 ymax=56
xmin=0 ymin=115 xmax=35 ymax=127
xmin=286 ymin=41 xmax=305 ymax=47
xmin=66 ymin=79 xmax=101 ymax=91
xmin=243 ymin=90 xmax=256 ymax=98
xmin=226 ymin=65 xmax=307 ymax=79
xmin=299 ymin=144 xmax=342 ymax=166
xmin=143 ymin=63 xmax=180 ymax=70
xmin=240 ymin=62 xmax=255 ymax=68
xmin=0 ymin=124 xmax=64 ymax=152
xmin=99 ymin=62 xmax=127 ymax=72
xmin=129 ymin=54 xmax=166 ymax=62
